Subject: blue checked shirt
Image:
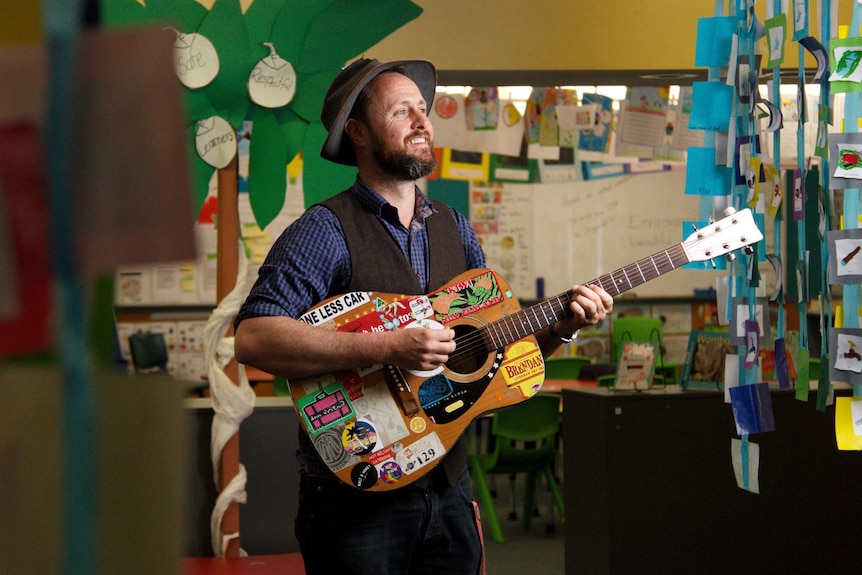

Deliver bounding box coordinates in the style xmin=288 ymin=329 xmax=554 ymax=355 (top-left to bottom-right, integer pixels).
xmin=235 ymin=178 xmax=486 ymax=326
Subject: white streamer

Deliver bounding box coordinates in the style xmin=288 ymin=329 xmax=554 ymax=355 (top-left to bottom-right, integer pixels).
xmin=204 ymin=240 xmax=255 ymax=556
xmin=209 ymin=463 xmax=249 ymax=557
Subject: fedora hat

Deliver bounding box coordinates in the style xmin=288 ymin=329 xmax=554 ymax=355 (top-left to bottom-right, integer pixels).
xmin=320 ymin=58 xmax=437 ymax=166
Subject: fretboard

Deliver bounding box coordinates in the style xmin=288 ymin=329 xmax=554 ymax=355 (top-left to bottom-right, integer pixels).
xmin=484 ymin=243 xmax=690 ymax=349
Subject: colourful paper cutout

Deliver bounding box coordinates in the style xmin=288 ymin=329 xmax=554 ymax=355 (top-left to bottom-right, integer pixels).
xmin=684 ymin=147 xmax=732 ymax=196
xmin=694 ymin=16 xmax=735 ymax=68
xmin=773 ymin=337 xmax=791 ymax=389
xmin=731 ymin=437 xmax=760 ymax=493
xmin=689 ymin=81 xmax=734 ymax=131
xmin=729 ymin=383 xmax=776 ymax=435
xmin=791 ymin=0 xmax=808 ymax=42
xmin=764 ymin=14 xmax=786 ymax=69
xmin=835 ymin=397 xmax=862 ymax=450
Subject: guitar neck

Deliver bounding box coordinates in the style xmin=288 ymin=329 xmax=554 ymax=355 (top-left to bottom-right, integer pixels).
xmin=484 ymin=243 xmax=690 ymax=349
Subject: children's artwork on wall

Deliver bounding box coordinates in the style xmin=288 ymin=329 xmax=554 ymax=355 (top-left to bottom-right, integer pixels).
xmin=440 ymin=149 xmax=490 ymax=181
xmin=828 ymin=228 xmax=862 ymax=284
xmin=670 ymin=86 xmax=705 ymax=151
xmin=524 ymin=87 xmax=547 ymax=144
xmin=619 ymin=87 xmax=670 ymax=148
xmin=429 ymin=93 xmax=467 ymax=150
xmin=556 ymin=103 xmax=595 ymax=147
xmin=829 ymin=328 xmax=862 ymax=386
xmin=537 ymin=147 xmax=580 ymax=183
xmin=578 ymin=93 xmax=612 ymax=153
xmin=465 ymin=87 xmax=499 ymax=131
xmin=829 ymin=133 xmax=862 ymax=189
xmin=539 ymin=88 xmax=577 ymax=146
xmin=489 ymin=138 xmax=536 ymax=183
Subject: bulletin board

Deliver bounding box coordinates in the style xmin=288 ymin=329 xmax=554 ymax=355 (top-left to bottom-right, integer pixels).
xmin=521 ymin=169 xmax=723 ymax=299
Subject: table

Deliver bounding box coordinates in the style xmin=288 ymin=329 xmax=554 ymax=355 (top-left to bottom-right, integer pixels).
xmin=539 ymin=378 xmax=597 ymax=394
xmin=562 ymin=386 xmax=862 ymax=574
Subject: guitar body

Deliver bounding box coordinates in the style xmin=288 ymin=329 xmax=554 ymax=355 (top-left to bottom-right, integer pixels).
xmin=288 ymin=268 xmax=545 ymax=492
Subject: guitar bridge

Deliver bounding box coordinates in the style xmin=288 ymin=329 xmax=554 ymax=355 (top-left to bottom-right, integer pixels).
xmin=384 ymin=365 xmax=420 ymax=417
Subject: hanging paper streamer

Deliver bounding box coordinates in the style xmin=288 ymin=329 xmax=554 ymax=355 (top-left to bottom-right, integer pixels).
xmin=729 ymin=382 xmax=776 ymax=435
xmin=195 ymin=116 xmax=237 ymax=169
xmin=172 ymin=31 xmax=220 ymax=89
xmin=731 ymin=437 xmax=760 ymax=493
xmin=835 ymin=397 xmax=862 ymax=450
xmin=247 ymin=42 xmax=296 ymax=108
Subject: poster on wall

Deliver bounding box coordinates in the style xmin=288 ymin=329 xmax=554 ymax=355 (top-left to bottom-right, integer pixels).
xmin=469 ymin=182 xmax=534 ymax=299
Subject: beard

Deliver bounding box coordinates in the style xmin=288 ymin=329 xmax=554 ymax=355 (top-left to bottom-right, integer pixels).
xmin=369 ymin=131 xmax=437 ymax=180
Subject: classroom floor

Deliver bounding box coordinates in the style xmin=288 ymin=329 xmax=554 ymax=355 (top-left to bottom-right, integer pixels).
xmin=480 ymin=474 xmax=566 ymax=575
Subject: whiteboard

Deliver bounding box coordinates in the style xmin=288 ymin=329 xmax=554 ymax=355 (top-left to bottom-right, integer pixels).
xmin=527 ymin=170 xmax=723 ymax=299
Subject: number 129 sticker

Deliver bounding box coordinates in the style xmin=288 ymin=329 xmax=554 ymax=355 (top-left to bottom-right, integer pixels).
xmin=395 ymin=432 xmax=446 ymax=476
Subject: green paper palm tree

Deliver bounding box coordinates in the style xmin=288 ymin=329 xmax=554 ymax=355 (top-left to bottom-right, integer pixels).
xmin=102 ymin=0 xmax=422 ymax=228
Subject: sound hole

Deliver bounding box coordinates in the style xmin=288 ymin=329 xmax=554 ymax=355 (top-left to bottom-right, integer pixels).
xmin=447 ymin=324 xmax=491 ymax=376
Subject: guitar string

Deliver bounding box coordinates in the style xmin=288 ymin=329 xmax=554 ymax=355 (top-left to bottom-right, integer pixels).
xmin=445 ymin=246 xmax=689 ymax=363
xmin=445 ymin=217 xmax=753 ymax=362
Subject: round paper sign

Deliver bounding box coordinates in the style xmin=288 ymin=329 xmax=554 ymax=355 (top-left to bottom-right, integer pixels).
xmin=173 ymin=32 xmax=219 ymax=89
xmin=195 ymin=116 xmax=237 ymax=169
xmin=248 ymin=43 xmax=297 ymax=108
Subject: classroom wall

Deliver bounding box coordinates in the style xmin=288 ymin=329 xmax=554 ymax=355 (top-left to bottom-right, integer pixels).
xmin=368 ymin=0 xmax=847 ymax=78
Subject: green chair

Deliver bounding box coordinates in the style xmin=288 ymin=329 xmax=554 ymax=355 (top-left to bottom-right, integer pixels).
xmin=468 ymin=393 xmax=565 ymax=543
xmin=544 ymin=355 xmax=592 ymax=380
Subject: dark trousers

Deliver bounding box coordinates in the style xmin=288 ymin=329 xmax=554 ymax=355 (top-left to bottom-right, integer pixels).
xmin=296 ymin=467 xmax=484 ymax=575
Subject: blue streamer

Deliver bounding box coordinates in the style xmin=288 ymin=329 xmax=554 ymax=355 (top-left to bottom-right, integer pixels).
xmin=39 ymin=1 xmax=97 ymax=574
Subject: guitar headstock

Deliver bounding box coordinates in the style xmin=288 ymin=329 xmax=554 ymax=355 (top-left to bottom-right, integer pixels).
xmin=682 ymin=207 xmax=764 ymax=263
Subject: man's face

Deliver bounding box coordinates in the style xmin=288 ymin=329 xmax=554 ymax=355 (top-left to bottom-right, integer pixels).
xmin=362 ymin=72 xmax=436 ymax=180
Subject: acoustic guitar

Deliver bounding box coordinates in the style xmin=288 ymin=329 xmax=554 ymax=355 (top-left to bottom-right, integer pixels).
xmin=288 ymin=207 xmax=763 ymax=491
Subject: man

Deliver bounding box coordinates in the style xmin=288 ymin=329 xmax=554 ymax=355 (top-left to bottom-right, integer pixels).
xmin=234 ymin=57 xmax=613 ymax=575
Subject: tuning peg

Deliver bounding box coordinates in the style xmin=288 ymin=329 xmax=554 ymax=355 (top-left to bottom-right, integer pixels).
xmin=726 ymin=252 xmax=737 ymax=263
xmin=724 ymin=207 xmax=737 ymax=217
xmin=743 ymin=245 xmax=754 ymax=255
xmin=709 ymin=259 xmax=717 ymax=269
